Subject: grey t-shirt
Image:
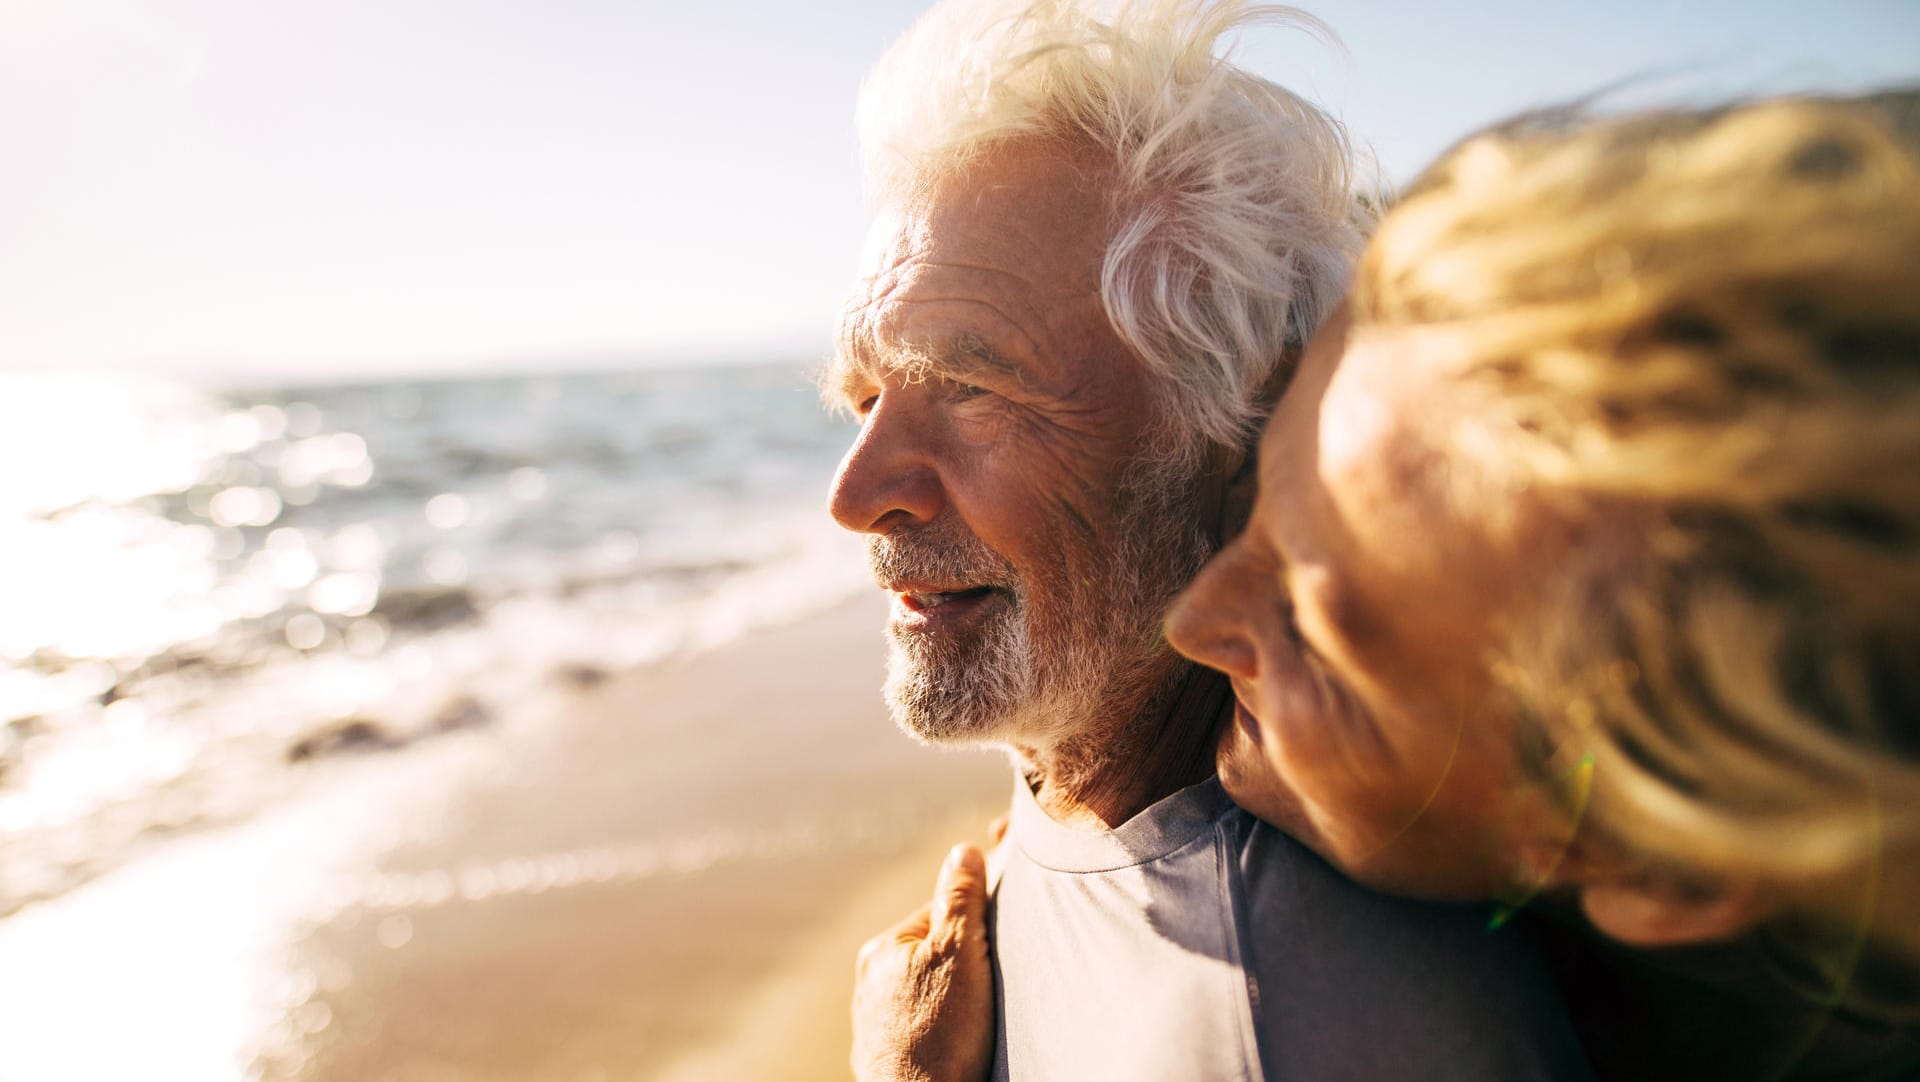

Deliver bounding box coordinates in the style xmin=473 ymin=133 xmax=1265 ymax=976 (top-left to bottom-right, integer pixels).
xmin=988 ymin=774 xmax=1592 ymax=1081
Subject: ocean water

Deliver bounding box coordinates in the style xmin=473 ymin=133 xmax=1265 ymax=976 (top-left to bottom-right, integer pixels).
xmin=0 ymin=361 xmax=870 ymax=916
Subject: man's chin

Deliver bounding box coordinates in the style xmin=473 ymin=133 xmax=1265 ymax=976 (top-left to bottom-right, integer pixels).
xmin=888 ymin=710 xmax=1006 ymax=747
xmin=882 ymin=678 xmax=1000 ymax=748
xmin=882 ymin=634 xmax=1032 ymax=747
xmin=882 ymin=683 xmax=1021 ymax=745
xmin=883 ymin=678 xmax=1017 ymax=747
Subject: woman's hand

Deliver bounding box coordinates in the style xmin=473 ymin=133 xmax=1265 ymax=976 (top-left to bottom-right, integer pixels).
xmin=851 ymin=842 xmax=995 ymax=1082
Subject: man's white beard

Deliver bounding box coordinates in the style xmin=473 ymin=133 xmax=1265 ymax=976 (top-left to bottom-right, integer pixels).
xmin=874 ymin=466 xmax=1213 ymax=750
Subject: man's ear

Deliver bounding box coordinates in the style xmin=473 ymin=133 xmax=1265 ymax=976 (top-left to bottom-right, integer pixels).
xmin=1578 ymin=873 xmax=1771 ymax=948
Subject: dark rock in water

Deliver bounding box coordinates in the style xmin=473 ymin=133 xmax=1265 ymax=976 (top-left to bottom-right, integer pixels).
xmin=24 ymin=650 xmax=73 ymax=676
xmin=554 ymin=663 xmax=611 ymax=689
xmin=138 ymin=648 xmax=233 ymax=680
xmin=287 ymin=718 xmax=403 ymax=762
xmin=5 ymin=714 xmax=45 ymax=739
xmin=145 ymin=651 xmax=197 ymax=676
xmin=442 ymin=444 xmax=531 ymax=477
xmin=372 ymin=587 xmax=480 ymax=630
xmin=1 ymin=715 xmax=41 ymax=779
xmin=431 ymin=695 xmax=493 ymax=733
xmin=0 ymin=719 xmax=26 ymax=781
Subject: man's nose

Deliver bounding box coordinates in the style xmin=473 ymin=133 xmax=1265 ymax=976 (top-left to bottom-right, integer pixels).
xmin=1165 ymin=539 xmax=1262 ymax=680
xmin=828 ymin=394 xmax=945 ymax=534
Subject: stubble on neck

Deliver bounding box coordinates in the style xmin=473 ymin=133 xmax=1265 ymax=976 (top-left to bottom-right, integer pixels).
xmin=1011 ymin=645 xmax=1238 ymax=830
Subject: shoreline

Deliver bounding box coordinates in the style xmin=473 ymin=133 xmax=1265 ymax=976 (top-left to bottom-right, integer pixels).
xmin=0 ymin=594 xmax=1012 ymax=1082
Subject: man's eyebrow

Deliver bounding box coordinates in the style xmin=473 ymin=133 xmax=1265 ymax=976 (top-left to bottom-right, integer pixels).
xmin=825 ymin=331 xmax=1030 ymax=401
xmin=933 ymin=331 xmax=1027 ymax=386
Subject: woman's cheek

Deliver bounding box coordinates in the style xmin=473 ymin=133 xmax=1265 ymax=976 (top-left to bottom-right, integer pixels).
xmin=1243 ymin=646 xmax=1346 ymax=767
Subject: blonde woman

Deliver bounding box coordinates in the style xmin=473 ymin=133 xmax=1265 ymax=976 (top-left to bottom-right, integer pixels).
xmin=859 ymin=89 xmax=1920 ymax=1080
xmin=1165 ymin=87 xmax=1920 ymax=1080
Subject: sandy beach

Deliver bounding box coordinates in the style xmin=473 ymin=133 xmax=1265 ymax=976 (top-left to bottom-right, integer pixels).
xmin=295 ymin=594 xmax=1011 ymax=1082
xmin=0 ymin=596 xmax=1010 ymax=1082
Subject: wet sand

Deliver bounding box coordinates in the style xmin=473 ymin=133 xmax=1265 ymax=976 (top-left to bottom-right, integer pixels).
xmin=291 ymin=595 xmax=1009 ymax=1081
xmin=0 ymin=596 xmax=1009 ymax=1082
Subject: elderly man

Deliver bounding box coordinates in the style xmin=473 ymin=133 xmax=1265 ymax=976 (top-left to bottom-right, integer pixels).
xmin=825 ymin=2 xmax=1590 ymax=1080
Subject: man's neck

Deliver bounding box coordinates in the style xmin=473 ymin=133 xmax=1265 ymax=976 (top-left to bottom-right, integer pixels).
xmin=1011 ymin=661 xmax=1236 ymax=830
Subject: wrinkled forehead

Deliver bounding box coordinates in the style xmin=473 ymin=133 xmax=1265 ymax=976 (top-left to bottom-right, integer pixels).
xmin=828 ymin=147 xmax=1122 ymax=391
xmin=825 ymin=228 xmax=1056 ymax=402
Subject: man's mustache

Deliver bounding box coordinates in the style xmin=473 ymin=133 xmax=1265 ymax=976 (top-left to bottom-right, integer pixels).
xmin=867 ymin=522 xmax=1020 ymax=591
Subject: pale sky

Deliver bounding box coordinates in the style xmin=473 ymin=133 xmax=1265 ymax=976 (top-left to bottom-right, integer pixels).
xmin=3 ymin=0 xmax=1916 ymax=382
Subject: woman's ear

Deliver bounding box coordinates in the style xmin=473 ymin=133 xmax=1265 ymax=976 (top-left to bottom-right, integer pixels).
xmin=1578 ymin=873 xmax=1771 ymax=948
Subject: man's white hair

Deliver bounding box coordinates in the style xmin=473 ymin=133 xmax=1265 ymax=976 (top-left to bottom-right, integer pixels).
xmin=858 ymin=0 xmax=1369 ymax=462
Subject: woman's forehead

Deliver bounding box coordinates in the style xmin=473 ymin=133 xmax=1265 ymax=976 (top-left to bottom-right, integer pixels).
xmin=1261 ymin=322 xmax=1442 ymax=491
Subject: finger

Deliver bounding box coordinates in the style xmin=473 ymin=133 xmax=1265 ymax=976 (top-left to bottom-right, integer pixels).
xmin=928 ymin=843 xmax=988 ymax=954
xmin=988 ymin=815 xmax=1009 ymax=844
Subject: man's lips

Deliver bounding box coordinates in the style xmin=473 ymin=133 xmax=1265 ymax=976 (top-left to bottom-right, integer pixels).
xmin=883 ymin=581 xmax=1008 ymax=630
xmin=895 ymin=584 xmax=998 ymax=611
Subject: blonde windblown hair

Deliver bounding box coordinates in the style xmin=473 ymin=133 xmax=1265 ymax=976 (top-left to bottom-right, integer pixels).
xmin=1359 ymin=90 xmax=1920 ymax=975
xmin=857 ymin=0 xmax=1367 ymax=466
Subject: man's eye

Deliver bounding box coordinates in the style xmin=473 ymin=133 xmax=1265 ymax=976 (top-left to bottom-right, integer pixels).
xmin=855 ymin=394 xmax=879 ymax=416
